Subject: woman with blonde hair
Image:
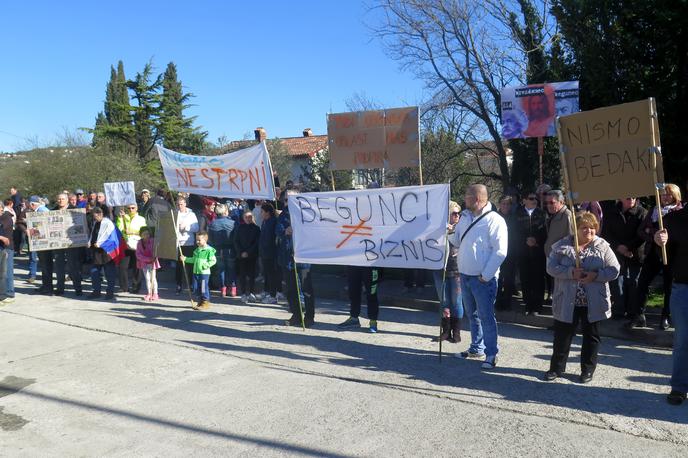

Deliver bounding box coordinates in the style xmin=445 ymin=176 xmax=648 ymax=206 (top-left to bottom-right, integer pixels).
xmin=433 ymin=201 xmax=463 ymax=343
xmin=629 ymin=183 xmax=683 ymax=330
xmin=544 ymin=212 xmax=620 ymax=383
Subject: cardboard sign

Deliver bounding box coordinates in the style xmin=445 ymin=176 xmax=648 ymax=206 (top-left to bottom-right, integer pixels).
xmin=157 ymin=142 xmax=275 ymax=199
xmin=558 ymin=99 xmax=665 ymax=203
xmin=154 ymin=210 xmax=179 ymax=261
xmin=289 ymin=184 xmax=449 ymax=269
xmin=500 ymin=81 xmax=579 ymax=139
xmin=327 ymin=106 xmax=420 ymax=170
xmin=26 ymin=209 xmax=89 ymax=252
xmin=104 ymin=181 xmax=137 ymax=207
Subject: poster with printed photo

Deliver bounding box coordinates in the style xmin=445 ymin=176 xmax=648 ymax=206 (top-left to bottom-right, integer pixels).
xmin=26 ymin=209 xmax=89 ymax=251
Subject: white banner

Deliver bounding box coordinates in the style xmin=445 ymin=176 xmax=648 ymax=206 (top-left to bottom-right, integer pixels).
xmin=289 ymin=184 xmax=449 ymax=269
xmin=156 ymin=142 xmax=275 ymax=199
xmin=104 ymin=181 xmax=137 ymax=207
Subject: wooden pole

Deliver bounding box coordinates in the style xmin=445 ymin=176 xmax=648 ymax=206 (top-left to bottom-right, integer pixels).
xmin=555 ymin=119 xmax=581 ymax=268
xmin=292 ymin=261 xmax=306 ymax=331
xmin=329 ymin=170 xmax=336 ymax=191
xmin=537 ymin=136 xmax=544 ymax=187
xmin=648 ymin=97 xmax=668 ymax=265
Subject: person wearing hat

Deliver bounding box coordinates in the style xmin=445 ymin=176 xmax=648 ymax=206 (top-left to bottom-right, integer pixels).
xmin=75 ymin=189 xmax=87 ymax=208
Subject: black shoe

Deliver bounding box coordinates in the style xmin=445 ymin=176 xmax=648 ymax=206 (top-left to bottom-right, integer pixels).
xmin=88 ymin=292 xmax=102 ymax=299
xmin=667 ymin=390 xmax=687 ymax=405
xmin=176 ymin=285 xmax=182 ymax=296
xmin=54 ymin=289 xmax=64 ymax=296
xmin=75 ymin=290 xmax=83 ymax=297
xmin=580 ymin=372 xmax=593 ymax=384
xmin=304 ymin=317 xmax=315 ymax=328
xmin=659 ymin=317 xmax=670 ymax=331
xmin=543 ymin=370 xmax=561 ymax=381
xmin=105 ymin=292 xmax=115 ymax=300
xmin=626 ymin=315 xmax=647 ymax=329
xmin=285 ymin=315 xmax=300 ymax=326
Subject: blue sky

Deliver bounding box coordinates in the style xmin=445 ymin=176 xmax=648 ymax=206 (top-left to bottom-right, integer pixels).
xmin=0 ymin=0 xmax=427 ymax=152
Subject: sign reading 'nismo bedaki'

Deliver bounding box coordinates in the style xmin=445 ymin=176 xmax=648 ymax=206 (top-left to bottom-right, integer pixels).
xmin=558 ymin=99 xmax=665 ymax=203
xmin=327 ymin=107 xmax=420 ymax=171
xmin=289 ymin=184 xmax=449 ymax=269
xmin=156 ymin=142 xmax=275 ymax=199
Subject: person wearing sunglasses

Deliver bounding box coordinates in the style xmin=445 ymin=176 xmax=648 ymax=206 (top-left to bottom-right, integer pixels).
xmin=116 ymin=203 xmax=147 ymax=294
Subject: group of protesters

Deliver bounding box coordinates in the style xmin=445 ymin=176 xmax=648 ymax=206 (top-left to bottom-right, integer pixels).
xmin=1 ymin=179 xmax=687 ymax=406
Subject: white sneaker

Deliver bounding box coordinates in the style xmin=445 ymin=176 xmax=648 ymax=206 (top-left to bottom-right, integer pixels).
xmin=276 ymin=292 xmax=286 ymax=301
xmin=262 ymin=296 xmax=278 ymax=304
xmin=248 ymin=293 xmax=258 ymax=302
xmin=240 ymin=294 xmax=248 ymax=303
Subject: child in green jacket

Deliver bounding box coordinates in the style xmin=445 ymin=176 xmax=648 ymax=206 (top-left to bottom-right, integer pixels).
xmin=180 ymin=231 xmax=217 ymax=309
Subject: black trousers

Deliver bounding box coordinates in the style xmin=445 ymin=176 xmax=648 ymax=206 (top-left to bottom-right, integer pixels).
xmin=550 ymin=307 xmax=601 ymax=375
xmin=496 ymin=255 xmax=517 ymax=309
xmin=347 ymin=266 xmax=379 ymax=321
xmin=261 ymin=257 xmax=278 ymax=297
xmin=284 ymin=267 xmax=315 ymax=319
xmin=53 ymin=248 xmax=83 ymax=293
xmin=119 ymin=248 xmax=140 ymax=292
xmin=39 ymin=250 xmax=54 ymax=291
xmin=175 ymin=245 xmax=195 ymax=288
xmin=633 ymin=252 xmax=673 ymax=318
xmin=519 ymin=249 xmax=546 ymax=312
xmin=237 ymin=257 xmax=257 ymax=294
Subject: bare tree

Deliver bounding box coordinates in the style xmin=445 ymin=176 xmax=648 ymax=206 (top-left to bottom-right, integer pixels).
xmin=371 ymin=0 xmax=526 ymax=191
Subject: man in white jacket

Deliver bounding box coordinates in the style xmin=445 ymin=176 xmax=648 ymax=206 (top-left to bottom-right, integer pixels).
xmin=449 ymin=184 xmax=508 ymax=368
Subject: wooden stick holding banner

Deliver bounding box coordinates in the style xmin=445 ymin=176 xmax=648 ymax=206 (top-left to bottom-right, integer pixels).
xmin=292 ymin=260 xmax=306 ymax=331
xmin=649 ymin=97 xmax=668 ymax=265
xmin=555 ymin=118 xmax=581 ymax=268
xmin=537 ymin=136 xmax=544 ymax=187
xmin=330 ymin=171 xmax=336 ymax=191
xmin=169 ymin=208 xmax=196 ymax=308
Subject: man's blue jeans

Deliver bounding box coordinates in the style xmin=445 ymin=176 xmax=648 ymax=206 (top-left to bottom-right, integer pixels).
xmin=671 ymin=283 xmax=688 ymax=393
xmin=0 ymin=248 xmax=14 ymax=298
xmin=90 ymin=262 xmax=117 ymax=295
xmin=460 ymin=274 xmax=499 ymax=357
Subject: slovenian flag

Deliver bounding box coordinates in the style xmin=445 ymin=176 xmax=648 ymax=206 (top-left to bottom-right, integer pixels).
xmin=100 ymin=225 xmax=126 ymax=265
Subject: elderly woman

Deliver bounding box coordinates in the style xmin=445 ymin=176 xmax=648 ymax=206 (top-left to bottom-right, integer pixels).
xmin=433 ymin=201 xmax=463 ymax=343
xmin=544 ymin=212 xmax=620 ymax=383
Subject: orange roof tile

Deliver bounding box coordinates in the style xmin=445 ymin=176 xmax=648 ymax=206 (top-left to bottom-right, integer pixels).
xmin=279 ymin=135 xmax=328 ymax=158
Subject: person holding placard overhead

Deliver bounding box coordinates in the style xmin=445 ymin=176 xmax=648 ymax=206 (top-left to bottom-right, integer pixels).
xmin=449 ymin=184 xmax=508 ymax=369
xmin=544 ymin=212 xmax=620 ymax=383
xmin=630 ymin=184 xmax=683 ymax=330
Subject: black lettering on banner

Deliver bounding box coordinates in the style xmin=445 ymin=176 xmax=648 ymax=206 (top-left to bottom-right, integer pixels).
xmin=607 ymin=152 xmax=621 ymax=175
xmin=297 ymin=197 xmax=316 ymax=223
xmin=362 ymin=239 xmax=378 ymax=261
xmin=589 ymin=154 xmax=603 ymax=178
xmin=635 ymin=146 xmax=649 ymax=171
xmin=383 ymin=240 xmax=403 ymax=258
xmin=355 ymin=195 xmax=373 ymax=222
xmin=622 ymin=149 xmax=634 ymax=171
xmin=335 ymin=197 xmax=352 ymax=223
xmin=424 ymin=238 xmax=443 ymax=262
xmin=607 ymin=119 xmax=621 ymax=139
xmin=567 ymin=126 xmax=583 ymax=146
xmin=401 ymin=240 xmax=419 ymax=260
xmin=378 ymin=194 xmax=397 ymax=225
xmin=316 ymin=197 xmax=337 ymax=223
xmin=399 ymin=192 xmax=418 ymax=223
xmin=628 ymin=117 xmax=640 ymax=136
xmin=425 ymin=190 xmax=430 ymax=220
xmin=574 ymin=156 xmax=589 ymax=181
xmin=592 ymin=122 xmax=605 ymax=142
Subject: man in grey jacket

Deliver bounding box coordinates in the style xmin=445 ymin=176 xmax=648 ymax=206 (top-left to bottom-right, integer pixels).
xmin=544 ymin=190 xmax=574 ymax=303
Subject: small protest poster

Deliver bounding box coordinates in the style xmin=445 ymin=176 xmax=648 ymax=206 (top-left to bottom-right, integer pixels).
xmin=26 ymin=208 xmax=89 ymax=252
xmin=289 ymin=184 xmax=449 ymax=269
xmin=327 ymin=106 xmax=420 ymax=171
xmin=154 ymin=210 xmax=178 ymax=260
xmin=557 ymin=98 xmax=664 ymax=203
xmin=104 ymin=181 xmax=137 ymax=207
xmin=500 ymin=81 xmax=579 ymax=139
xmin=156 ymin=142 xmax=275 ymax=200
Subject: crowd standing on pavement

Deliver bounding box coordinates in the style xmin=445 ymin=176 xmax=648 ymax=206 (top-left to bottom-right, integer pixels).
xmin=1 ymin=179 xmax=687 ymax=407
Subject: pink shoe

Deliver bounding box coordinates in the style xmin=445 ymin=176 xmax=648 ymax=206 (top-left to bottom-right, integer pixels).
xmin=143 ymin=294 xmax=151 ymax=301
xmin=152 ymin=293 xmax=159 ymax=301
xmin=230 ymin=286 xmax=237 ymax=297
xmin=221 ymin=287 xmax=227 ymax=297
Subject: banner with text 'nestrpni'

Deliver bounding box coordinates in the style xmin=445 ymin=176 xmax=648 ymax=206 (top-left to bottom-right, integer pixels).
xmin=289 ymin=184 xmax=449 ymax=269
xmin=156 ymin=142 xmax=275 ymax=200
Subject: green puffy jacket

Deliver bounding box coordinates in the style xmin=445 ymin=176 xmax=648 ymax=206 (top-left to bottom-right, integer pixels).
xmin=184 ymin=245 xmax=217 ymax=274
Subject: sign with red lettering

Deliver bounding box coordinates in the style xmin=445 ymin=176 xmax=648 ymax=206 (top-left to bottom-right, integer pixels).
xmin=156 ymin=142 xmax=275 ymax=199
xmin=557 ymin=99 xmax=665 ymax=203
xmin=289 ymin=184 xmax=449 ymax=269
xmin=327 ymin=106 xmax=420 ymax=171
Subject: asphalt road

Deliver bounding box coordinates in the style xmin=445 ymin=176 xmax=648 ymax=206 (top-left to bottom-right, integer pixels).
xmin=1 ymin=277 xmax=686 ymax=457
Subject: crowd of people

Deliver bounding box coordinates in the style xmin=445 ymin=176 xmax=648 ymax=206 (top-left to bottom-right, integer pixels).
xmin=0 ymin=179 xmax=686 ymax=406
